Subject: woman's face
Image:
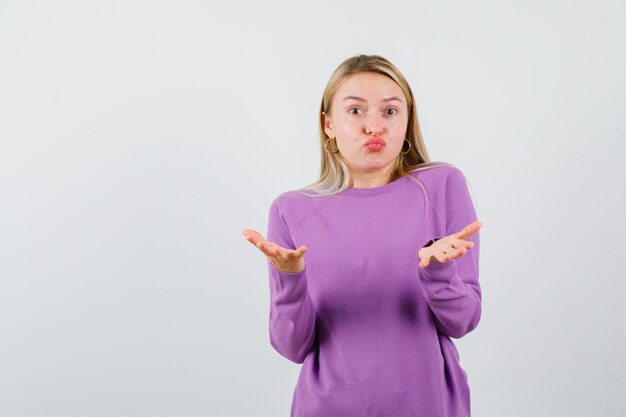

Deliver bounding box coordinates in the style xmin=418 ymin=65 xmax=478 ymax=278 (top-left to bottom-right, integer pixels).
xmin=323 ymin=72 xmax=409 ymax=180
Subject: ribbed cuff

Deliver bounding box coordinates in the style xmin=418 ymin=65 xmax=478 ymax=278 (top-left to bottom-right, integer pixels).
xmin=419 ymin=258 xmax=457 ymax=281
xmin=270 ymin=261 xmax=307 ymax=277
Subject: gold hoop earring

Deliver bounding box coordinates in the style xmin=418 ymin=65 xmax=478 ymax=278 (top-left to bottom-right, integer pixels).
xmin=401 ymin=138 xmax=411 ymax=155
xmin=326 ymin=137 xmax=339 ymax=154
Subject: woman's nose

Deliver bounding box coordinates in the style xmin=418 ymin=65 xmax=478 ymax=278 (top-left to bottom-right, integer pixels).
xmin=365 ymin=114 xmax=384 ymax=136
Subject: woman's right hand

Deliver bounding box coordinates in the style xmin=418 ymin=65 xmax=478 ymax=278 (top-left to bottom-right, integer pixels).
xmin=242 ymin=229 xmax=307 ymax=273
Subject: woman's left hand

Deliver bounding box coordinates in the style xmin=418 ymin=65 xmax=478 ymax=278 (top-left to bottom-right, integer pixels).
xmin=418 ymin=221 xmax=482 ymax=269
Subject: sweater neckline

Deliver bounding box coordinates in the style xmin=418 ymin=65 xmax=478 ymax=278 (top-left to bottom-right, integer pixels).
xmin=340 ymin=175 xmax=408 ymax=197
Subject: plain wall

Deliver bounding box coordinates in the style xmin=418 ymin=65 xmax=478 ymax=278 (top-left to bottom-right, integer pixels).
xmin=1 ymin=0 xmax=624 ymax=416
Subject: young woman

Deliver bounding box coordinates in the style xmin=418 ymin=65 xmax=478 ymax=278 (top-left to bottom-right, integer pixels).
xmin=243 ymin=54 xmax=483 ymax=417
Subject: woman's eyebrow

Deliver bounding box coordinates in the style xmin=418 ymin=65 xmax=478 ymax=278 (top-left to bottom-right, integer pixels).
xmin=342 ymin=95 xmax=403 ymax=103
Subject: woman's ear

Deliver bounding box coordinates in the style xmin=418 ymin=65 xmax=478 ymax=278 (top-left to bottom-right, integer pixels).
xmin=322 ymin=111 xmax=334 ymax=139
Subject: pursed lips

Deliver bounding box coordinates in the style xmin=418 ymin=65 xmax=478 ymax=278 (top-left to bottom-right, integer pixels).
xmin=364 ymin=138 xmax=386 ymax=146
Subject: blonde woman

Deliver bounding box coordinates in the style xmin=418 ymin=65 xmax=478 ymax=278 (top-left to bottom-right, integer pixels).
xmin=243 ymin=54 xmax=483 ymax=417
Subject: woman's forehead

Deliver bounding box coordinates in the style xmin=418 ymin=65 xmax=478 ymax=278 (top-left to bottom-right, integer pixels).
xmin=335 ymin=73 xmax=406 ymax=103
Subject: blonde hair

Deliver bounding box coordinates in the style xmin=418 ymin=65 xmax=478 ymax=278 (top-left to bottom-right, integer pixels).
xmin=298 ymin=54 xmax=436 ymax=196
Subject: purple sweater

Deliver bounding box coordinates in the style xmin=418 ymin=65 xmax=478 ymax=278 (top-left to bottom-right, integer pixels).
xmin=266 ymin=162 xmax=481 ymax=417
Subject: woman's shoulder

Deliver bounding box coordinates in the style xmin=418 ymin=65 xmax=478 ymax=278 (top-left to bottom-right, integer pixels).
xmin=406 ymin=161 xmax=477 ymax=219
xmin=406 ymin=160 xmax=467 ymax=185
xmin=268 ymin=188 xmax=333 ymax=229
xmin=271 ymin=188 xmax=326 ymax=204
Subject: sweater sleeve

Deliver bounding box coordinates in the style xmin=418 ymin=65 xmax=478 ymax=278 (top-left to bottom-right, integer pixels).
xmin=266 ymin=199 xmax=317 ymax=364
xmin=416 ymin=168 xmax=482 ymax=339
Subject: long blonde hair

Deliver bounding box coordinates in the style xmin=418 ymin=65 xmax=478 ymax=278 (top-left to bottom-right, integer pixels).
xmin=298 ymin=54 xmax=435 ymax=196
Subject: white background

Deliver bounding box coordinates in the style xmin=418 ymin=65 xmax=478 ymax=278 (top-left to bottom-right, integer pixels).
xmin=1 ymin=1 xmax=624 ymax=416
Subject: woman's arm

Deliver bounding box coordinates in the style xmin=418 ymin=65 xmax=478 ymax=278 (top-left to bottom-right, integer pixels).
xmin=266 ymin=200 xmax=317 ymax=363
xmin=416 ymin=168 xmax=482 ymax=339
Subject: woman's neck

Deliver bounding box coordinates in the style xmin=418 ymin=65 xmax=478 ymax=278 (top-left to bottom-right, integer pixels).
xmin=349 ymin=167 xmax=394 ymax=188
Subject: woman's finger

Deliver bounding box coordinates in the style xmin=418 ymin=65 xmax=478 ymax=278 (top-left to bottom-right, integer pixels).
xmin=257 ymin=240 xmax=283 ymax=261
xmin=448 ymin=241 xmax=470 ymax=259
xmin=256 ymin=239 xmax=277 ymax=257
xmin=450 ymin=242 xmax=470 ymax=259
xmin=242 ymin=228 xmax=263 ymax=239
xmin=454 ymin=221 xmax=482 ymax=240
xmin=419 ymin=257 xmax=429 ymax=268
xmin=242 ymin=229 xmax=265 ymax=247
xmin=418 ymin=247 xmax=438 ymax=268
xmin=249 ymin=233 xmax=306 ymax=262
xmin=285 ymin=245 xmax=307 ymax=258
xmin=451 ymin=238 xmax=474 ymax=250
xmin=243 ymin=229 xmax=281 ymax=257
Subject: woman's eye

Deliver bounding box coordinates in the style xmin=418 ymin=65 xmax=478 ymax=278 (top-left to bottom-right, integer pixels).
xmin=386 ymin=108 xmax=398 ymax=115
xmin=349 ymin=107 xmax=362 ymax=115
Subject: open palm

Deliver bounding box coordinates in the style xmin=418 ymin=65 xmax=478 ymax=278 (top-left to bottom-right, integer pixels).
xmin=242 ymin=229 xmax=307 ymax=273
xmin=418 ymin=221 xmax=482 ymax=269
